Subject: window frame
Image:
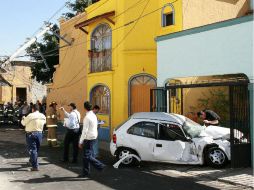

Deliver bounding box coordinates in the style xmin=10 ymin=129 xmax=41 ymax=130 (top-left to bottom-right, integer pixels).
xmin=158 ymin=122 xmax=188 ymax=141
xmin=161 ymin=3 xmax=175 ymax=27
xmin=90 ymin=85 xmax=110 ymax=115
xmin=90 ymin=23 xmax=112 ymax=73
xmin=127 ymin=121 xmax=158 ymax=139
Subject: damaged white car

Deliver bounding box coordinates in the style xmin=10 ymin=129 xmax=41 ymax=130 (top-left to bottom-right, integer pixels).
xmin=110 ymin=112 xmax=232 ymax=168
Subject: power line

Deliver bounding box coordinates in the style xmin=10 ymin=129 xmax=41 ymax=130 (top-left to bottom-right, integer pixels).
xmin=36 ymin=0 xmax=147 ymax=90
xmin=51 ymin=0 xmax=153 ymax=90
xmin=40 ymin=0 xmax=179 ymax=56
xmin=29 ymin=0 xmax=149 ymax=57
xmin=41 ymin=0 xmax=180 ymax=90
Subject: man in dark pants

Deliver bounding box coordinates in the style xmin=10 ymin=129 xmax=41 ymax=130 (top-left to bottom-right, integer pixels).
xmin=78 ymin=101 xmax=105 ymax=177
xmin=21 ymin=104 xmax=46 ymax=171
xmin=60 ymin=103 xmax=81 ymax=163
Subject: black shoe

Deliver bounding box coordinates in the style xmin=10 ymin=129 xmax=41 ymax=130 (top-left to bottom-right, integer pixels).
xmin=30 ymin=168 xmax=39 ymax=172
xmin=77 ymin=174 xmax=89 ymax=178
xmin=60 ymin=159 xmax=69 ymax=163
xmin=98 ymin=165 xmax=107 ymax=172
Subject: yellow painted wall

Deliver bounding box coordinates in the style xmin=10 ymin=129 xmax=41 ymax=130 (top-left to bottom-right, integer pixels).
xmin=46 ymin=14 xmax=88 ymax=119
xmin=182 ymin=0 xmax=250 ymax=30
xmin=84 ymin=0 xmax=183 ymax=133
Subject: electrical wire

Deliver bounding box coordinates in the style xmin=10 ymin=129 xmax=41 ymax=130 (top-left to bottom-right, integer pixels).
xmin=51 ymin=0 xmax=154 ymax=90
xmin=11 ymin=0 xmax=179 ymax=92
xmin=38 ymin=0 xmax=179 ymax=56
xmin=29 ymin=0 xmax=149 ymax=57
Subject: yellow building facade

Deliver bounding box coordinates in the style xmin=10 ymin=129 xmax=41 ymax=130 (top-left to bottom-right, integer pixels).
xmin=73 ymin=0 xmax=183 ymax=140
xmin=47 ymin=0 xmax=250 ymax=141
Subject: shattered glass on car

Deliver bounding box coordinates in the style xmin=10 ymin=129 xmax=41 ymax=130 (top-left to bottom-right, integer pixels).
xmin=183 ymin=118 xmax=205 ymax=138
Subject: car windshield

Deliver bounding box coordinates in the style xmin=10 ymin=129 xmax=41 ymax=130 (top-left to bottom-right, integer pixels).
xmin=182 ymin=118 xmax=205 ymax=138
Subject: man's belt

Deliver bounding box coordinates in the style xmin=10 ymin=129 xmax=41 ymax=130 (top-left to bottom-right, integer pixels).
xmin=26 ymin=131 xmax=42 ymax=135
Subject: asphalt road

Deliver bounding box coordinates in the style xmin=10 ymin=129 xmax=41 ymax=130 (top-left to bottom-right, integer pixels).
xmin=0 ymin=125 xmax=252 ymax=190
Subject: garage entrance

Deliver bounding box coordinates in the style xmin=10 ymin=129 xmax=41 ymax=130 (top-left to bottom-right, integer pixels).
xmin=151 ymin=74 xmax=251 ymax=168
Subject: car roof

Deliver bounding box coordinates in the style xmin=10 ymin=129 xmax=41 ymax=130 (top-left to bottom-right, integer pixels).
xmin=130 ymin=112 xmax=186 ymax=125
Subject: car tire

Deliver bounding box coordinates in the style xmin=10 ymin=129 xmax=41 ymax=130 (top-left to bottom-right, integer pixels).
xmin=116 ymin=148 xmax=139 ymax=166
xmin=205 ymin=147 xmax=228 ymax=168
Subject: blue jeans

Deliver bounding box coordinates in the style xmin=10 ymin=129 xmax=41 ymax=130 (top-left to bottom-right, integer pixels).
xmin=83 ymin=140 xmax=105 ymax=175
xmin=93 ymin=138 xmax=99 ymax=157
xmin=26 ymin=132 xmax=42 ymax=169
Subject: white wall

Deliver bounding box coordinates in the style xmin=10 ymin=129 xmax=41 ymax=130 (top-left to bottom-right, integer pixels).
xmin=157 ymin=16 xmax=253 ymax=86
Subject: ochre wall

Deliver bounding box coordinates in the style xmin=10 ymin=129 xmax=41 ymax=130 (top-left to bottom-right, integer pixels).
xmin=46 ymin=14 xmax=88 ymax=119
xmin=182 ymin=0 xmax=250 ymax=30
xmin=1 ymin=64 xmax=45 ymax=104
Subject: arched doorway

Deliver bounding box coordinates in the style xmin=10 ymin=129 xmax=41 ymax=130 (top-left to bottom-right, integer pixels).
xmin=129 ymin=74 xmax=156 ymax=115
xmin=90 ymin=84 xmax=111 ymax=141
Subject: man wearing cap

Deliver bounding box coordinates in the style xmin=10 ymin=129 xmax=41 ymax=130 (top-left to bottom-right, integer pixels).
xmin=46 ymin=101 xmax=59 ymax=147
xmin=60 ymin=103 xmax=81 ymax=163
xmin=21 ymin=104 xmax=46 ymax=171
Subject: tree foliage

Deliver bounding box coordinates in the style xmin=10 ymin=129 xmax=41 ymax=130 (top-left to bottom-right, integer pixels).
xmin=26 ymin=0 xmax=99 ymax=83
xmin=26 ymin=24 xmax=59 ymax=84
xmin=64 ymin=0 xmax=88 ymax=18
xmin=64 ymin=0 xmax=99 ymax=18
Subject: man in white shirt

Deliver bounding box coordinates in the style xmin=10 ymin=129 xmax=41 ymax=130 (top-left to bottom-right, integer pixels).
xmin=21 ymin=104 xmax=46 ymax=171
xmin=60 ymin=103 xmax=81 ymax=163
xmin=78 ymin=101 xmax=105 ymax=177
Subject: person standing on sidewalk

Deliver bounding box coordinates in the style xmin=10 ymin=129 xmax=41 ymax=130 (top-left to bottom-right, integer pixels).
xmin=60 ymin=103 xmax=80 ymax=163
xmin=21 ymin=101 xmax=30 ymax=117
xmin=21 ymin=104 xmax=46 ymax=171
xmin=46 ymin=101 xmax=59 ymax=147
xmin=78 ymin=101 xmax=105 ymax=177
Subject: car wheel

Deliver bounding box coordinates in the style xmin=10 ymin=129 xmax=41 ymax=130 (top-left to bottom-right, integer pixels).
xmin=205 ymin=147 xmax=228 ymax=168
xmin=116 ymin=148 xmax=138 ymax=166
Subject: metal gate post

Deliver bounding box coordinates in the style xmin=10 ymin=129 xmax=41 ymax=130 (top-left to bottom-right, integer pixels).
xmin=248 ymin=83 xmax=254 ymax=167
xmin=229 ymin=86 xmax=234 ymax=167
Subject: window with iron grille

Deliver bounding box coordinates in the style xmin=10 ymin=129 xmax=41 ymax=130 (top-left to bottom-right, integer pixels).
xmin=90 ymin=24 xmax=112 ymax=73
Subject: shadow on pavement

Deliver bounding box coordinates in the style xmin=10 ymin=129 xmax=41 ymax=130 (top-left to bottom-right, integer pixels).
xmin=10 ymin=174 xmax=91 ymax=183
xmin=0 ymin=127 xmax=222 ymax=190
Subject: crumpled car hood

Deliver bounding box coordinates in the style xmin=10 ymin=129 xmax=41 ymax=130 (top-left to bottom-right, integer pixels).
xmin=200 ymin=126 xmax=230 ymax=139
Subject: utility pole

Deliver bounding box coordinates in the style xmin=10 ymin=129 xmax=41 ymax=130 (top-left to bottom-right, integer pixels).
xmin=0 ymin=23 xmax=54 ymax=71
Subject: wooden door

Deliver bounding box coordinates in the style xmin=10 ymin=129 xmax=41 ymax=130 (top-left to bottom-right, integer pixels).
xmin=130 ymin=75 xmax=156 ymax=115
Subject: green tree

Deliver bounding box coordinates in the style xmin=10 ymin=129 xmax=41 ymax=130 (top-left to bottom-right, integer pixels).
xmin=64 ymin=0 xmax=89 ymax=18
xmin=26 ymin=24 xmax=59 ymax=84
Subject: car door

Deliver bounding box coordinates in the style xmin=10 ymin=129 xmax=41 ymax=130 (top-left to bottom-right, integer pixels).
xmin=126 ymin=121 xmax=157 ymax=161
xmin=153 ymin=123 xmax=197 ymax=163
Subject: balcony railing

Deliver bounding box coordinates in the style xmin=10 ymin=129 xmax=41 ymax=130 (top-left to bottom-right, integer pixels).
xmin=89 ymin=49 xmax=112 ymax=73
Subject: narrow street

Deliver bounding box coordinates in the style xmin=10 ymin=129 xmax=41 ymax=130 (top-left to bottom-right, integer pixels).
xmin=0 ymin=126 xmax=253 ymax=190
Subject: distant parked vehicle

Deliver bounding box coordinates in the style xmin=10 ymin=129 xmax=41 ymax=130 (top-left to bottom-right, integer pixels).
xmin=110 ymin=112 xmax=235 ymax=168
